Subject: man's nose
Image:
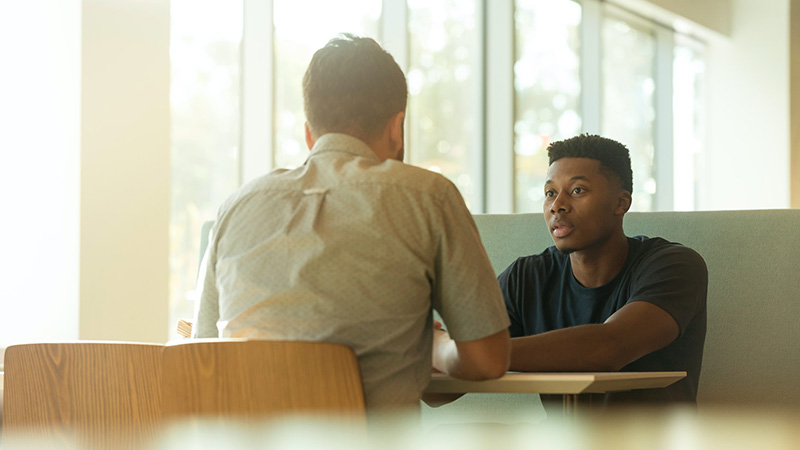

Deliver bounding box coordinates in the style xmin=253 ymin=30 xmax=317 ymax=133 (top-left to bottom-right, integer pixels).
xmin=550 ymin=193 xmax=570 ymax=214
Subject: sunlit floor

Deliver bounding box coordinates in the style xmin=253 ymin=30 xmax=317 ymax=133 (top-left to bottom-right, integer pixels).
xmin=2 ymin=406 xmax=799 ymax=450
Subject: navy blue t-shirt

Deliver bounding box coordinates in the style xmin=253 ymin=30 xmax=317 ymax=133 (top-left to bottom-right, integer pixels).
xmin=498 ymin=236 xmax=707 ymax=407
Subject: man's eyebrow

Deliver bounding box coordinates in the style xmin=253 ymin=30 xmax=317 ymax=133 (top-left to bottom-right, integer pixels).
xmin=545 ymin=176 xmax=591 ymax=185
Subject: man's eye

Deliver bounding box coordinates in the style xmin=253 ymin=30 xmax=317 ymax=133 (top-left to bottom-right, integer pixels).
xmin=545 ymin=190 xmax=555 ymax=198
xmin=572 ymin=187 xmax=583 ymax=195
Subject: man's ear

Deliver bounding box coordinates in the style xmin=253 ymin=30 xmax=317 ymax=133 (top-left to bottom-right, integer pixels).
xmin=387 ymin=112 xmax=405 ymax=159
xmin=615 ymin=191 xmax=632 ymax=215
xmin=304 ymin=122 xmax=315 ymax=150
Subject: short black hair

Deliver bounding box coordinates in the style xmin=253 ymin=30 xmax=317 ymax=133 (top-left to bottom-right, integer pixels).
xmin=547 ymin=134 xmax=633 ymax=193
xmin=303 ymin=34 xmax=407 ymax=142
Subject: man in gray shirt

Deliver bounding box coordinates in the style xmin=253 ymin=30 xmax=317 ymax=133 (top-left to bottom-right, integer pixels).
xmin=193 ymin=34 xmax=510 ymax=412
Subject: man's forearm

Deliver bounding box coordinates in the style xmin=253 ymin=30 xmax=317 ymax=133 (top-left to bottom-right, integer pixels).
xmin=509 ymin=324 xmax=626 ymax=372
xmin=510 ymin=300 xmax=681 ymax=372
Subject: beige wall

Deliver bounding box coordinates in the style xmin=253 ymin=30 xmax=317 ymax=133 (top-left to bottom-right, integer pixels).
xmin=611 ymin=0 xmax=731 ymax=37
xmin=703 ymin=0 xmax=789 ymax=210
xmin=80 ymin=0 xmax=170 ymax=342
xmin=644 ymin=0 xmax=731 ymax=35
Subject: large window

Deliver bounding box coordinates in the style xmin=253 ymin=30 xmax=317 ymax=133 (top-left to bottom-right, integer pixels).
xmin=169 ymin=0 xmax=708 ymax=334
xmin=513 ymin=0 xmax=581 ymax=212
xmin=169 ymin=0 xmax=243 ymax=335
xmin=407 ymin=0 xmax=481 ymax=209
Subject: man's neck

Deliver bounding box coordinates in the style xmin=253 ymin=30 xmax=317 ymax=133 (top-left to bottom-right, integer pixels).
xmin=569 ymin=233 xmax=629 ymax=288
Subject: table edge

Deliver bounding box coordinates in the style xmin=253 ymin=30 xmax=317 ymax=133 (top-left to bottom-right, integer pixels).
xmin=424 ymin=371 xmax=687 ymax=394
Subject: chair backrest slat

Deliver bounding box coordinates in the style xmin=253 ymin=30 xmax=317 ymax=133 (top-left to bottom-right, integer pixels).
xmin=3 ymin=342 xmax=163 ymax=448
xmin=161 ymin=339 xmax=366 ymax=422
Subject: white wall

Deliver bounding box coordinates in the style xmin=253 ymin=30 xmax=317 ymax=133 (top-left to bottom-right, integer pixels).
xmin=703 ymin=0 xmax=790 ymax=210
xmin=0 ymin=0 xmax=82 ymax=348
xmin=0 ymin=0 xmax=170 ymax=348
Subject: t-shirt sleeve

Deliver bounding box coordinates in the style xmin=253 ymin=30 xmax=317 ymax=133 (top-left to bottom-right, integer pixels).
xmin=431 ymin=182 xmax=511 ymax=342
xmin=498 ymin=260 xmax=526 ymax=338
xmin=628 ymin=245 xmax=708 ymax=335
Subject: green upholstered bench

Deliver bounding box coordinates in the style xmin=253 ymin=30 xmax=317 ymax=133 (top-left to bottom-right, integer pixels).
xmin=201 ymin=210 xmax=800 ymax=420
xmin=423 ymin=209 xmax=800 ymax=424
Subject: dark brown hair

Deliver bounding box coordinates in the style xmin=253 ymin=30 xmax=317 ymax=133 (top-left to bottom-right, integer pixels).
xmin=303 ymin=34 xmax=407 ymax=141
xmin=548 ymin=134 xmax=633 ymax=193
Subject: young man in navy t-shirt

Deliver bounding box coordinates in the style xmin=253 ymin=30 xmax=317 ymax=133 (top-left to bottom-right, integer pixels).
xmin=499 ymin=134 xmax=707 ymax=410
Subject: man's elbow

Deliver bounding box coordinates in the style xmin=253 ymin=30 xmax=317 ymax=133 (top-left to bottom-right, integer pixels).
xmin=460 ymin=353 xmax=509 ymax=381
xmin=479 ymin=355 xmax=510 ymax=380
xmin=484 ymin=341 xmax=511 ymax=379
xmin=457 ymin=329 xmax=511 ymax=380
xmin=596 ymin=341 xmax=641 ymax=372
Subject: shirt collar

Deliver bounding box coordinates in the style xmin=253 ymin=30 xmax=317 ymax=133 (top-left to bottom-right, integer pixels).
xmin=308 ymin=133 xmax=381 ymax=162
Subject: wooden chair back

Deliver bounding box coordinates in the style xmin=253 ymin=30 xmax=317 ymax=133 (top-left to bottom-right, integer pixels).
xmin=2 ymin=341 xmax=163 ymax=448
xmin=161 ymin=339 xmax=366 ymax=422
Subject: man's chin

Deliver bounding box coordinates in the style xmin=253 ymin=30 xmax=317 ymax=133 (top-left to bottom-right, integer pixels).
xmin=556 ymin=246 xmax=576 ymax=256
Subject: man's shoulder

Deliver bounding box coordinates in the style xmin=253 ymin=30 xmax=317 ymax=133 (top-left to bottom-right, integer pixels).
xmin=214 ymin=167 xmax=294 ymax=214
xmin=503 ymin=246 xmax=567 ymax=278
xmin=629 ymin=236 xmax=707 ymax=270
xmin=213 ymin=159 xmax=464 ymax=226
xmin=371 ymin=160 xmax=461 ymax=198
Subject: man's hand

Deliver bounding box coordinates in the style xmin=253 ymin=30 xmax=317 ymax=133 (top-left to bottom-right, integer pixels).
xmin=422 ymin=320 xmax=510 ymax=408
xmin=432 ymin=319 xmax=451 ymax=374
xmin=424 ymin=320 xmax=465 ymax=407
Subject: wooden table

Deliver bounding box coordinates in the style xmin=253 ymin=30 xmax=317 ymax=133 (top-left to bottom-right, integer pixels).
xmin=425 ymin=371 xmax=686 ymax=414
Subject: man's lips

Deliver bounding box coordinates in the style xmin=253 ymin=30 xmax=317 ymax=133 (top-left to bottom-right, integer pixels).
xmin=551 ymin=221 xmax=574 ymax=238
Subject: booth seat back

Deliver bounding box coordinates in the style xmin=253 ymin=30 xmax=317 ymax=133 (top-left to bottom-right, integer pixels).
xmin=201 ymin=210 xmax=800 ymax=415
xmin=472 ymin=209 xmax=800 ymax=408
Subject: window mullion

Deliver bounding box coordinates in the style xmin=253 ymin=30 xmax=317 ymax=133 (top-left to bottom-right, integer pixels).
xmin=241 ymin=0 xmax=274 ymax=184
xmin=485 ymin=0 xmax=514 ymax=213
xmin=654 ymin=26 xmax=674 ymax=211
xmin=581 ymin=0 xmax=602 ymax=134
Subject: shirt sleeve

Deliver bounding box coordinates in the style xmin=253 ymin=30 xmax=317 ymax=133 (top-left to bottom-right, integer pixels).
xmin=628 ymin=245 xmax=708 ymax=335
xmin=431 ymin=182 xmax=511 ymax=341
xmin=192 ymin=225 xmax=221 ymax=338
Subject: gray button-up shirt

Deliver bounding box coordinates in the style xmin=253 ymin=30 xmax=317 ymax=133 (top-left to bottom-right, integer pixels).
xmin=194 ymin=133 xmax=509 ymax=411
